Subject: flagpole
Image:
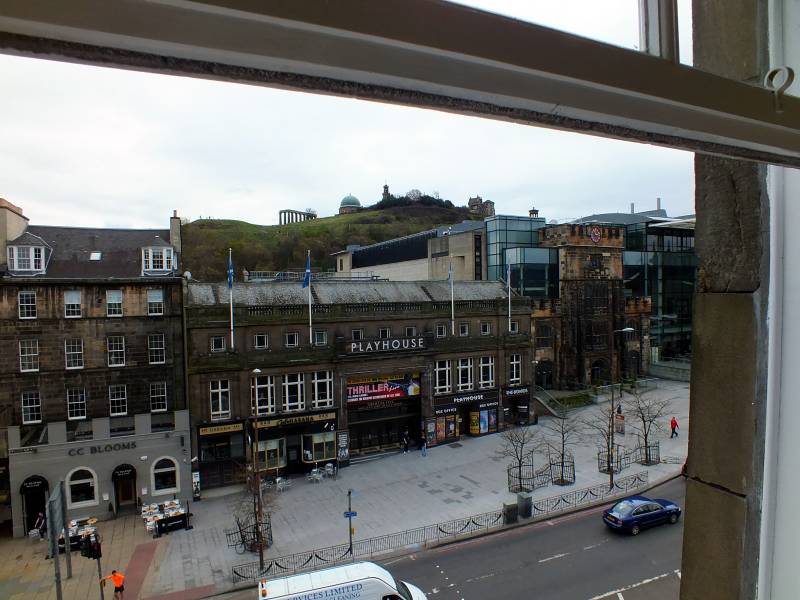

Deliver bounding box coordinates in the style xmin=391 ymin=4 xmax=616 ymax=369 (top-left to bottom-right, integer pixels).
xmin=229 ymin=248 xmax=235 ymax=350
xmin=307 ymin=250 xmax=313 ymax=346
xmin=507 ymin=261 xmax=512 ymax=333
xmin=449 ymin=259 xmax=455 ymax=335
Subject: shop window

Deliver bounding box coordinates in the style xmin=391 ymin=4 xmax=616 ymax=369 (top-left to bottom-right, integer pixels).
xmin=150 ymin=382 xmax=168 ymax=412
xmin=302 ymin=431 xmax=336 ymax=463
xmin=67 ymin=467 xmax=97 ymax=508
xmin=258 ymin=438 xmax=287 ymax=470
xmin=535 ymin=324 xmax=553 ymax=348
xmin=458 ymin=358 xmax=474 ymax=391
xmin=18 ymin=291 xmax=37 ymax=319
xmin=107 ymin=335 xmax=126 ymax=367
xmin=285 ymin=331 xmax=299 ymax=348
xmin=351 ymin=329 xmax=364 ymax=341
xmin=312 ymin=371 xmax=334 ymax=408
xmin=479 ymin=356 xmax=495 ymax=389
xmin=435 ymin=324 xmax=447 ymax=338
xmin=64 ymin=290 xmax=82 ymax=318
xmin=148 ymin=333 xmax=166 ymax=364
xmin=435 ymin=360 xmax=451 ymax=395
xmin=19 ymin=339 xmax=39 ymax=372
xmin=152 ymin=457 xmax=179 ymax=494
xmin=106 ymin=290 xmax=123 ymax=317
xmin=65 ymin=338 xmax=84 ymax=369
xmin=314 ymin=329 xmax=328 ymax=346
xmin=459 ymin=322 xmax=470 ymax=337
xmin=67 ymin=388 xmax=87 ymax=420
xmin=251 ymin=375 xmax=276 ymax=415
xmin=21 ymin=390 xmax=41 ymax=424
xmin=109 ymin=384 xmax=127 ymax=416
xmin=210 ymin=379 xmax=230 ymax=421
xmin=147 ymin=288 xmax=164 ymax=316
xmin=254 ymin=333 xmax=269 ymax=350
xmin=480 ymin=321 xmax=491 ymax=336
xmin=509 ymin=353 xmax=521 ymax=385
xmin=509 ymin=321 xmax=519 ymax=334
xmin=405 ymin=326 xmax=417 ymax=337
xmin=210 ymin=335 xmax=226 ymax=353
xmin=283 ymin=373 xmax=305 ymax=411
xmin=379 ymin=327 xmax=391 ymax=339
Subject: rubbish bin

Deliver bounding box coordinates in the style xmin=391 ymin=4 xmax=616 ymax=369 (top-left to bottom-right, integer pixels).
xmin=503 ymin=502 xmax=518 ymax=525
xmin=517 ymin=492 xmax=533 ymax=519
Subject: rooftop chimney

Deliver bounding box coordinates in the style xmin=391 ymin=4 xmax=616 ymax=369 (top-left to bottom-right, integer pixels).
xmin=169 ymin=210 xmax=182 ymax=254
xmin=657 ymin=197 xmax=662 ymax=210
xmin=0 ymin=198 xmax=30 ymax=268
xmin=631 ymin=202 xmax=635 ymax=214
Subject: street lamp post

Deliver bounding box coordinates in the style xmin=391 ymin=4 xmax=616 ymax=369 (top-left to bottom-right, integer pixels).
xmin=607 ymin=327 xmax=634 ymax=488
xmin=250 ymin=368 xmax=265 ymax=570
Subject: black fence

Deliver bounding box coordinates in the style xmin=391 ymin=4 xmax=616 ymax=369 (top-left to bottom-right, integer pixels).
xmin=232 ymin=471 xmax=649 ymax=584
xmin=549 ymin=452 xmax=576 ymax=486
xmin=633 ymin=442 xmax=661 ymax=466
xmin=225 ymin=514 xmax=273 ymax=555
xmin=507 ymin=455 xmax=551 ymax=492
xmin=597 ymin=446 xmax=634 ymax=474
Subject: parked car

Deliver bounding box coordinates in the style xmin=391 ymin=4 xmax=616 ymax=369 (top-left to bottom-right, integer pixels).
xmin=603 ymin=495 xmax=681 ymax=535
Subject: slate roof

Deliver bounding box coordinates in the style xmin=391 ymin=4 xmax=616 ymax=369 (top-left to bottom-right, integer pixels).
xmin=5 ymin=225 xmax=176 ymax=279
xmin=572 ymin=209 xmax=670 ymax=225
xmin=187 ymin=280 xmax=511 ymax=306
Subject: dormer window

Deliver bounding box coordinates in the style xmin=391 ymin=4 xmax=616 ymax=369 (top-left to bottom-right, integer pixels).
xmin=142 ymin=247 xmax=174 ymax=273
xmin=7 ymin=246 xmax=44 ymax=272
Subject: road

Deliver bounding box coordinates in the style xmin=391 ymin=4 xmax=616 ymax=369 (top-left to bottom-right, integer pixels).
xmin=219 ymin=477 xmax=684 ymax=600
xmin=387 ymin=477 xmax=685 ymax=600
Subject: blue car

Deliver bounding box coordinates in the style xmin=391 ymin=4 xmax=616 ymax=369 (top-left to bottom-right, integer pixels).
xmin=603 ymin=495 xmax=681 ymax=536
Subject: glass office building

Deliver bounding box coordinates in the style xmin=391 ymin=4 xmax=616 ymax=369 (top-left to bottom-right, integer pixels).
xmin=486 ymin=215 xmax=554 ymax=296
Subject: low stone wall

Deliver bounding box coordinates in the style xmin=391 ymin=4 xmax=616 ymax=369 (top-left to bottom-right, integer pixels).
xmin=649 ymin=361 xmax=691 ymax=382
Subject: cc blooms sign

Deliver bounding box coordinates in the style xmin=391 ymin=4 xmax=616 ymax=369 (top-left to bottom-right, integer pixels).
xmin=348 ymin=337 xmax=425 ymax=354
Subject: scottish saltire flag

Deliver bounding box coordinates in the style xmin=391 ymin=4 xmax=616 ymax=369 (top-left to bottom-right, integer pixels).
xmin=302 ymin=251 xmax=311 ymax=288
xmin=227 ymin=249 xmax=234 ymax=289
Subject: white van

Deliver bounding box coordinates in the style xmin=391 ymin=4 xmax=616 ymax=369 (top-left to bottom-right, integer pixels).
xmin=257 ymin=561 xmax=426 ymax=600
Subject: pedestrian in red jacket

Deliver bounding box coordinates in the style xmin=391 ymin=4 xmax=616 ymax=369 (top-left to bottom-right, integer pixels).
xmin=670 ymin=417 xmax=679 ymax=438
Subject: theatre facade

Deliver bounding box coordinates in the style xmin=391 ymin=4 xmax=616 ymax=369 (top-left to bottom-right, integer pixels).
xmin=185 ymin=280 xmax=532 ymax=487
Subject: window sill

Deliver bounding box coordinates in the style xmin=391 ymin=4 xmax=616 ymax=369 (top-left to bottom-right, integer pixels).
xmin=66 ymin=366 xmax=85 ymax=371
xmin=20 ymin=369 xmax=39 ymax=374
xmin=68 ymin=499 xmax=99 ymax=510
xmin=68 ymin=416 xmax=87 ymax=421
xmin=151 ymin=486 xmax=179 ymax=496
xmin=18 ymin=317 xmax=37 ymax=321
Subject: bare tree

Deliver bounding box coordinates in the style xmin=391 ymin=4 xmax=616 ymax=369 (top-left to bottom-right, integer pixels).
xmin=406 ymin=188 xmax=423 ymax=201
xmin=582 ymin=386 xmax=621 ymax=489
xmin=304 ymin=207 xmax=317 ymax=216
xmin=495 ymin=425 xmax=543 ymax=491
xmin=624 ymin=386 xmax=671 ymax=465
xmin=540 ymin=416 xmax=582 ymax=485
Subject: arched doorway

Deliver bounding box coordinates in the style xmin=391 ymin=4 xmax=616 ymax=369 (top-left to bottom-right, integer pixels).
xmin=112 ymin=464 xmax=137 ymax=513
xmin=20 ymin=475 xmax=48 ymax=533
xmin=625 ymin=351 xmax=641 ymax=379
xmin=535 ymin=361 xmax=555 ymax=389
xmin=590 ymin=359 xmax=609 ymax=385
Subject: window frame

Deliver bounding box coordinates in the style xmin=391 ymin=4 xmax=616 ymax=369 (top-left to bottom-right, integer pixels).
xmin=480 ymin=321 xmax=491 ymax=336
xmin=251 ymin=375 xmax=276 ymax=416
xmin=106 ymin=335 xmax=126 ymax=367
xmin=21 ymin=390 xmax=42 ymax=424
xmin=209 ymin=379 xmax=231 ymax=421
xmin=106 ymin=289 xmax=123 ymax=317
xmin=254 ymin=333 xmax=269 ymax=350
xmin=282 ymin=373 xmax=306 ymax=412
xmin=64 ymin=290 xmax=82 ymax=318
xmin=509 ymin=320 xmax=520 ymax=334
xmin=148 ymin=333 xmax=166 ymax=364
xmin=150 ymin=381 xmax=168 ymax=412
xmin=509 ymin=353 xmax=522 ymax=385
xmin=151 ymin=456 xmax=180 ymax=495
xmin=434 ymin=359 xmax=452 ymax=395
xmin=285 ymin=331 xmax=299 ymax=348
xmin=378 ymin=327 xmax=391 ymax=339
xmin=8 ymin=246 xmax=44 ymax=272
xmin=435 ymin=323 xmax=447 ymax=338
xmin=459 ymin=322 xmax=470 ymax=337
xmin=535 ymin=324 xmax=553 ymax=348
xmin=66 ymin=387 xmax=87 ymax=420
xmin=405 ymin=326 xmax=417 ymax=337
xmin=457 ymin=357 xmax=474 ymax=391
xmin=301 ymin=431 xmax=336 ymax=463
xmin=479 ymin=355 xmax=495 ymax=389
xmin=108 ymin=384 xmax=128 ymax=417
xmin=351 ymin=328 xmax=364 ymax=341
xmin=312 ymin=370 xmax=334 ymax=409
xmin=18 ymin=291 xmax=37 ymax=320
xmin=65 ymin=338 xmax=84 ymax=370
xmin=66 ymin=466 xmax=98 ymax=509
xmin=147 ymin=288 xmax=164 ymax=316
xmin=313 ymin=329 xmax=328 ymax=346
xmin=210 ymin=335 xmax=226 ymax=353
xmin=19 ymin=339 xmax=39 ymax=373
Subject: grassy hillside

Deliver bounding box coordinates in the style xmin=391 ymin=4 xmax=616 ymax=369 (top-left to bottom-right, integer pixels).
xmin=182 ymin=205 xmax=479 ymax=281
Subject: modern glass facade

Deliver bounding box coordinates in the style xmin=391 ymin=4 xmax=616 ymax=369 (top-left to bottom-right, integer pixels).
xmin=624 ymin=224 xmax=696 ymax=358
xmin=485 ymin=215 xmax=547 ymax=281
xmin=506 ymin=247 xmax=559 ymax=298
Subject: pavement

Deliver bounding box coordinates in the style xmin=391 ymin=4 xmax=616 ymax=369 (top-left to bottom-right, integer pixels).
xmin=0 ymin=379 xmax=689 ymax=600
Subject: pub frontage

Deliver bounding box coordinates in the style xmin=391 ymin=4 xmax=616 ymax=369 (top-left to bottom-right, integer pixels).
xmin=185 ymin=279 xmax=532 ymax=488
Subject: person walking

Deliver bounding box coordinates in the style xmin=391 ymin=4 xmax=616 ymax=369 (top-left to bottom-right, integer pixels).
xmin=420 ymin=438 xmax=428 ymax=457
xmin=101 ymin=570 xmax=126 ymax=600
xmin=670 ymin=416 xmax=679 ymax=438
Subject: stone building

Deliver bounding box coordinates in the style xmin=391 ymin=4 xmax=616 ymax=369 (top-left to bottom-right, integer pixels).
xmin=184 ymin=280 xmax=532 ymax=488
xmin=0 ymin=200 xmax=189 ymax=537
xmin=467 ymin=195 xmax=496 ymax=217
xmin=338 ymin=194 xmax=361 ymax=215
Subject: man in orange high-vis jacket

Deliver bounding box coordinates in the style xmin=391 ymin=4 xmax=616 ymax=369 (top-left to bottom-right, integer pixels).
xmin=101 ymin=570 xmax=125 ymax=600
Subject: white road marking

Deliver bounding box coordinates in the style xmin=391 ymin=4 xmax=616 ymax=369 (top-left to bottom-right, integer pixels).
xmin=539 ymin=552 xmax=570 ymax=563
xmin=582 ymin=539 xmax=609 ymax=551
xmin=588 ymin=571 xmax=673 ymax=599
xmin=617 ymin=594 xmax=625 ymax=600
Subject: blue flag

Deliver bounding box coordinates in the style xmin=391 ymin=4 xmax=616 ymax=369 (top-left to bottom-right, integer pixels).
xmin=227 ymin=250 xmax=234 ymax=289
xmin=302 ymin=251 xmax=311 ymax=288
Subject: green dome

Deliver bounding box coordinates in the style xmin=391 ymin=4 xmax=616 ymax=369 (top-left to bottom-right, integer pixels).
xmin=340 ymin=194 xmax=361 ymax=208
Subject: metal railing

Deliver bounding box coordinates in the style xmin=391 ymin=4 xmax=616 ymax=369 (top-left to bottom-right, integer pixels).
xmin=531 ymin=385 xmax=567 ymax=418
xmin=232 ymin=471 xmax=649 ymax=584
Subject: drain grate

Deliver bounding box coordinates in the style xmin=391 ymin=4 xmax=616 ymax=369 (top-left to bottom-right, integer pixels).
xmin=448 ymin=442 xmax=463 ymax=448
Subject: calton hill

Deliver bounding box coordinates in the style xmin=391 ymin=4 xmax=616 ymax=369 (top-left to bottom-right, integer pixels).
xmin=181 ymin=191 xmax=480 ymax=281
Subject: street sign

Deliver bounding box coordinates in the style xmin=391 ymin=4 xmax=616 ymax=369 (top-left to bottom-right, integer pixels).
xmin=343 ymin=511 xmax=357 ymax=518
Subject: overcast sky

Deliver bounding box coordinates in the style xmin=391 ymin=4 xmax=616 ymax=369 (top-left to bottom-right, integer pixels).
xmin=0 ymin=1 xmax=695 ymax=230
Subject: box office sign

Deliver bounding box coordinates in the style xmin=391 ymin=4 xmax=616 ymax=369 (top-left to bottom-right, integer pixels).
xmin=346 ymin=373 xmax=421 ymax=404
xmin=255 ymin=411 xmax=336 ymax=429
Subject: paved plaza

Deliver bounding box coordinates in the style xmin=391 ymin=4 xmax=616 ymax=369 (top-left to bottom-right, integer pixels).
xmin=0 ymin=379 xmax=689 ymax=600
